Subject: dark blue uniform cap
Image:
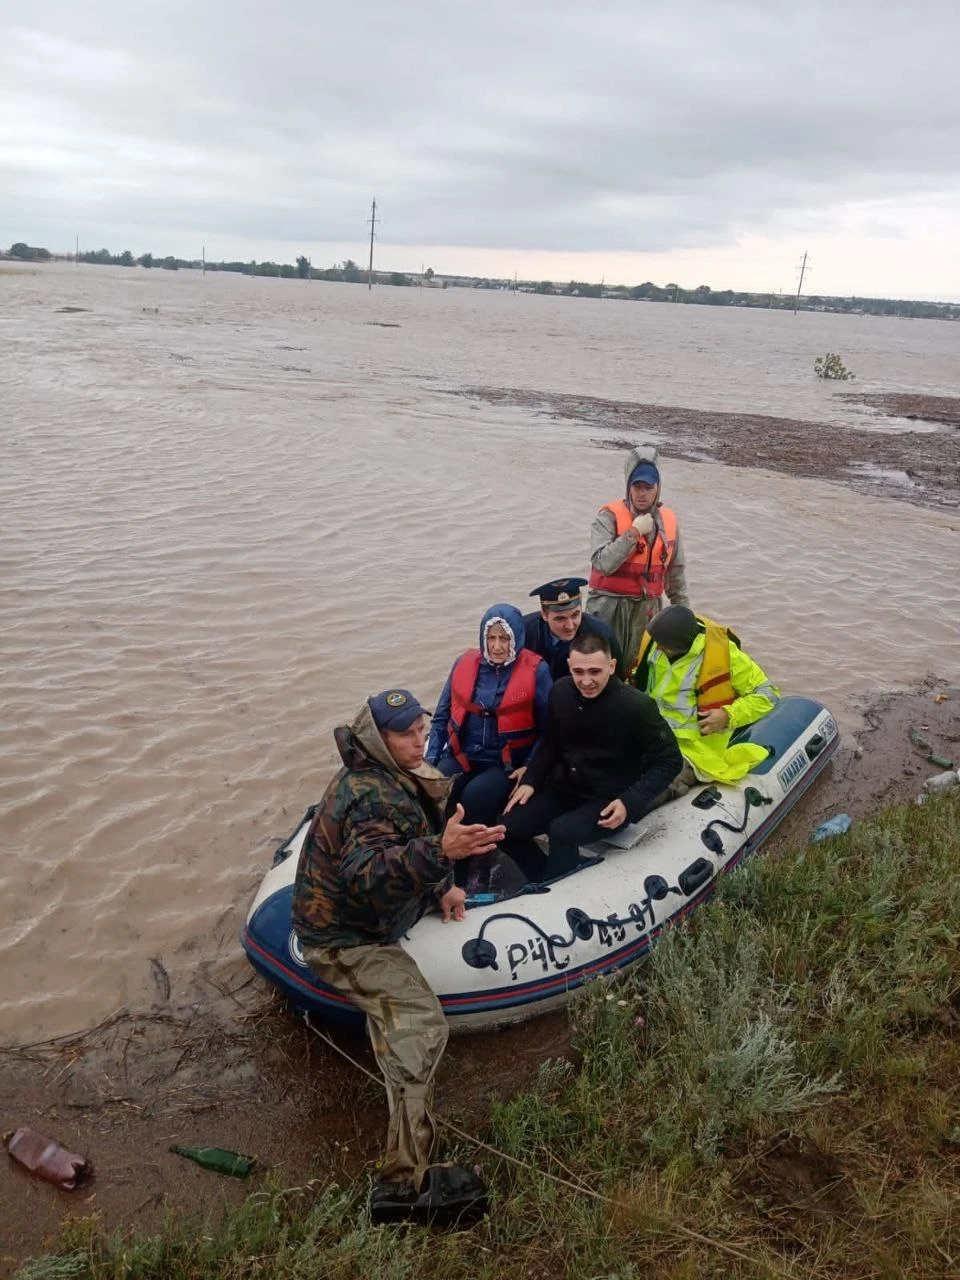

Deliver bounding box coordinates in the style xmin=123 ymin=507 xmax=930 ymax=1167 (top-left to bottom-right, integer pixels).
xmin=368 ymin=689 xmax=430 ymax=732
xmin=529 ymin=577 xmax=588 ymax=610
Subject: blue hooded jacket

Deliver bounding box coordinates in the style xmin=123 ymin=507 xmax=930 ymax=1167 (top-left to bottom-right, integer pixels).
xmin=426 ymin=603 xmax=552 ymax=775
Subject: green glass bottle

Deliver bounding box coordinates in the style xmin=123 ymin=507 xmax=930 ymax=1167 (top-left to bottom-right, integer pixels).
xmin=169 ymin=1144 xmax=256 ymax=1177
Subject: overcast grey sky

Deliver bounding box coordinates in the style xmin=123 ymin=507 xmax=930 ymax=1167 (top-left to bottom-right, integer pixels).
xmin=3 ymin=0 xmax=959 ymax=297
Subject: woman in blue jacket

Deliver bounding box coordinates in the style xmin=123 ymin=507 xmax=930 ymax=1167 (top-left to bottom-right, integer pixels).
xmin=427 ymin=603 xmax=552 ymax=831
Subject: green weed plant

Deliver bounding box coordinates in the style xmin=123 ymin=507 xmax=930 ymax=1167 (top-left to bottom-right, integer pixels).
xmin=813 ymin=352 xmax=854 ymax=380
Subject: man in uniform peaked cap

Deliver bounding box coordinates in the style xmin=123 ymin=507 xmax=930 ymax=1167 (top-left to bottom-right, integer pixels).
xmin=586 ymin=445 xmax=691 ymax=666
xmin=522 ymin=577 xmax=625 ymax=681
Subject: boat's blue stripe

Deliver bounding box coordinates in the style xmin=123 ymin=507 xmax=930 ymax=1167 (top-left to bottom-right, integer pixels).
xmin=241 ymin=734 xmax=838 ymax=1019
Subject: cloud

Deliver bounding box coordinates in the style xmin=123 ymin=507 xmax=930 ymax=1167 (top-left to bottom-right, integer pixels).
xmin=2 ymin=1 xmax=959 ymax=294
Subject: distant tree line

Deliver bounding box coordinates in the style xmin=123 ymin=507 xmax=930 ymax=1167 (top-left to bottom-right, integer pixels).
xmin=524 ymin=278 xmax=959 ymax=318
xmin=1 ymin=242 xmax=418 ymax=286
xmin=5 ymin=242 xmax=52 ymax=262
xmin=3 ymin=240 xmax=957 ymax=319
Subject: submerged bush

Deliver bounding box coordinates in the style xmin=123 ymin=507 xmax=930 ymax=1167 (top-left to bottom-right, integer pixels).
xmin=814 ymin=351 xmax=854 ymax=379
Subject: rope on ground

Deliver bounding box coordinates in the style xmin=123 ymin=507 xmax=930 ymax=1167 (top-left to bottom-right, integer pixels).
xmin=301 ymin=1013 xmax=804 ymax=1278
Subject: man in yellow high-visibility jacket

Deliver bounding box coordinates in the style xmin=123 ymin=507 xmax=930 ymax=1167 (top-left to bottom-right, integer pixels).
xmin=631 ymin=605 xmax=779 ymax=792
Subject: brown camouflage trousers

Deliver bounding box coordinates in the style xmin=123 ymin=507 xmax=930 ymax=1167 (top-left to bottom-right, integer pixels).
xmin=302 ymin=941 xmax=448 ymax=1189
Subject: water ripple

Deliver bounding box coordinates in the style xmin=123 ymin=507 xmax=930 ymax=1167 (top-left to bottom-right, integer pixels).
xmin=1 ymin=264 xmax=958 ymax=1040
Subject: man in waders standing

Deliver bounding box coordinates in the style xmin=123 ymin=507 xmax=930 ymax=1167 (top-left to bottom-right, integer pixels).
xmin=585 ymin=445 xmax=691 ymax=667
xmin=292 ymin=689 xmax=503 ymax=1226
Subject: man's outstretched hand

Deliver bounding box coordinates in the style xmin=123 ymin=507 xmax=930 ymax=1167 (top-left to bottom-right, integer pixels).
xmin=442 ymin=803 xmax=506 ymax=861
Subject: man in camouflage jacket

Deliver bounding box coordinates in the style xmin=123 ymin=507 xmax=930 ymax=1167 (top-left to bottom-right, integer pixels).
xmin=292 ymin=688 xmax=504 ymax=1225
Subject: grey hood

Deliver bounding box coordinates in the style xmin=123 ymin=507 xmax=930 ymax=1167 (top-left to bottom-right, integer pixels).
xmin=337 ymin=700 xmax=452 ymax=816
xmin=622 ymin=443 xmax=662 ymax=501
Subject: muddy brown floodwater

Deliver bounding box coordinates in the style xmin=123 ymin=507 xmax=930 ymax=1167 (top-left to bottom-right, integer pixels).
xmin=2 ymin=683 xmax=958 ymax=1275
xmin=4 ymin=266 xmax=960 ymax=1045
xmin=2 ymin=265 xmax=960 ymax=1271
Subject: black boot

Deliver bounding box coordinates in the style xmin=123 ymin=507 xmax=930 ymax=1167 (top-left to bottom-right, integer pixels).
xmin=411 ymin=1164 xmax=488 ymax=1228
xmin=369 ymin=1179 xmax=418 ymax=1225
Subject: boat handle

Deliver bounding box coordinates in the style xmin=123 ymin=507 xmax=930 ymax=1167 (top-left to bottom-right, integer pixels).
xmin=678 ymin=858 xmax=714 ymax=895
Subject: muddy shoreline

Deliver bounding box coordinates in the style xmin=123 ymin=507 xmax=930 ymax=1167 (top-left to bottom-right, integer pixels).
xmin=452 ymin=387 xmax=960 ymax=511
xmin=844 ymin=392 xmax=960 ymax=429
xmin=3 ymin=683 xmax=958 ymax=1275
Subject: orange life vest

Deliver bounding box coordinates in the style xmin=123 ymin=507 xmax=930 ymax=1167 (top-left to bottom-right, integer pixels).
xmin=588 ymin=502 xmax=679 ymax=598
xmin=447 ymin=648 xmax=540 ymax=772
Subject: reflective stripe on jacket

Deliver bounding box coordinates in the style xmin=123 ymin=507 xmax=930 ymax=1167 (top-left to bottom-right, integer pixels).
xmin=587 ymin=502 xmax=678 ymax=598
xmin=640 ymin=631 xmax=780 ymax=784
xmin=447 ymin=648 xmax=540 ymax=772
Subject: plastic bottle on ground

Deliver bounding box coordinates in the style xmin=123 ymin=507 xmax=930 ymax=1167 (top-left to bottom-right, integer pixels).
xmin=809 ymin=814 xmax=853 ymax=843
xmin=922 ymin=769 xmax=960 ymax=795
xmin=5 ymin=1127 xmax=92 ymax=1189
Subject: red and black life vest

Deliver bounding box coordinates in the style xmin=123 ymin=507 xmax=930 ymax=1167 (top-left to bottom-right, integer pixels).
xmin=447 ymin=648 xmax=540 ymax=771
xmin=588 ymin=502 xmax=678 ymax=598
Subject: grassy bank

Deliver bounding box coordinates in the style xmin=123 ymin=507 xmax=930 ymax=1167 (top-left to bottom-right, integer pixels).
xmin=16 ymin=794 xmax=960 ymax=1279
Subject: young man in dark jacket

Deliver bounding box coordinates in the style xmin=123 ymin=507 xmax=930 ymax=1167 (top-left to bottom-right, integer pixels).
xmin=501 ymin=633 xmax=683 ymax=882
xmin=292 ymin=688 xmax=504 ymax=1226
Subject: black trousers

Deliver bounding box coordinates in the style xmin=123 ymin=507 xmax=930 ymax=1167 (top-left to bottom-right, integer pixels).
xmin=499 ymin=788 xmax=626 ymax=883
xmin=448 ymin=763 xmax=514 ymax=827
xmin=447 ymin=763 xmax=515 ymax=889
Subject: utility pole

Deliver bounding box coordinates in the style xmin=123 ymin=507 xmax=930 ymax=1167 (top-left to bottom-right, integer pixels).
xmin=75 ymin=234 xmax=79 ymax=264
xmin=794 ymin=251 xmax=808 ymax=314
xmin=202 ymin=245 xmax=206 ymax=275
xmin=367 ymin=198 xmax=378 ymax=290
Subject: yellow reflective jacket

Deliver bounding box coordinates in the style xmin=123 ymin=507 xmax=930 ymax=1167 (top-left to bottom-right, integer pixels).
xmin=636 ymin=625 xmax=780 ymax=784
xmin=631 ymin=615 xmax=739 ymax=709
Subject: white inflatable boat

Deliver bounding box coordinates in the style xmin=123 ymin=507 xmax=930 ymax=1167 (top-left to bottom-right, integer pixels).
xmin=241 ymin=695 xmax=838 ymax=1031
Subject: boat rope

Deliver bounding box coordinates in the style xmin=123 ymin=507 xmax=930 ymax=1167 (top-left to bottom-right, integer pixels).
xmin=463 ymin=788 xmax=776 ymax=971
xmin=700 ymin=785 xmax=772 ymax=854
xmin=459 ymin=857 xmax=740 ymax=972
xmin=300 ymin=1010 xmax=805 ymax=1277
xmin=460 ymin=876 xmax=681 ymax=971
